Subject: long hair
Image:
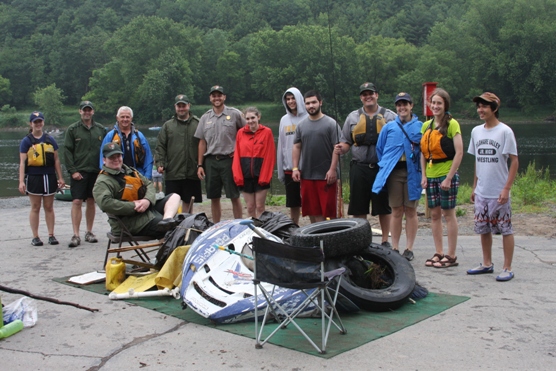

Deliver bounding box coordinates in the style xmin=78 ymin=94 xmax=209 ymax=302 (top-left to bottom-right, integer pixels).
xmin=429 ymin=88 xmax=452 ymax=135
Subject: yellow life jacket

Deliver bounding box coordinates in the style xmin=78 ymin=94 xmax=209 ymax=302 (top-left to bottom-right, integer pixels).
xmin=101 ymin=169 xmax=147 ymax=201
xmin=111 ymin=130 xmax=146 ymax=167
xmin=352 ymin=107 xmax=386 ymax=146
xmin=25 ymin=134 xmax=55 ymax=167
xmin=420 ymin=119 xmax=456 ymax=164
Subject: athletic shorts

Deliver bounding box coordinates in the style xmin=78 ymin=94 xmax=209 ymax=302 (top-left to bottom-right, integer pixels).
xmin=152 ymin=175 xmax=163 ymax=183
xmin=240 ymin=177 xmax=270 ymax=193
xmin=165 ymin=179 xmax=202 ymax=203
xmin=425 ymin=172 xmax=459 ymax=210
xmin=473 ymin=194 xmax=514 ymax=235
xmin=204 ymin=156 xmax=240 ymax=199
xmin=284 ymin=172 xmax=301 ymax=208
xmin=348 ymin=162 xmax=391 ymax=216
xmin=300 ymin=179 xmax=337 ymax=218
xmin=25 ymin=174 xmax=57 ymax=196
xmin=138 ymin=194 xmax=174 ymax=239
xmin=387 ymin=168 xmax=419 ymax=209
xmin=70 ymin=171 xmax=99 ymax=201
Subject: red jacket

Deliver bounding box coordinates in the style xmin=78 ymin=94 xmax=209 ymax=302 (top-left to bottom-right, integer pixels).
xmin=232 ymin=125 xmax=276 ymax=187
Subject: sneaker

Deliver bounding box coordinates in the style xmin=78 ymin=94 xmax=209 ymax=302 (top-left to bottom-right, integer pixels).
xmin=48 ymin=236 xmax=59 ymax=245
xmin=467 ymin=263 xmax=494 ymax=275
xmin=496 ymin=269 xmax=514 ymax=282
xmin=381 ymin=241 xmax=392 ymax=248
xmin=68 ymin=235 xmax=81 ymax=248
xmin=31 ymin=237 xmax=43 ymax=246
xmin=402 ymin=249 xmax=414 ymax=261
xmin=84 ymin=231 xmax=98 ymax=243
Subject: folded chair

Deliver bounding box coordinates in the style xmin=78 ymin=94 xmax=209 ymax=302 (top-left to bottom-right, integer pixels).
xmin=103 ymin=214 xmax=162 ymax=270
xmin=252 ymin=236 xmax=347 ymax=354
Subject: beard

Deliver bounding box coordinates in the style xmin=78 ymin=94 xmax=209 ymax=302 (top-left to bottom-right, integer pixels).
xmin=308 ymin=105 xmax=321 ymax=117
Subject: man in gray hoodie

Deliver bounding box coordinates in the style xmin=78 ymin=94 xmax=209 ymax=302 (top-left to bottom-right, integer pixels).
xmin=277 ymin=87 xmax=308 ymax=225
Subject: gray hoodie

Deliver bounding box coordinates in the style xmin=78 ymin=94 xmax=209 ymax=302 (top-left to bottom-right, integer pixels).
xmin=277 ymin=87 xmax=308 ymax=183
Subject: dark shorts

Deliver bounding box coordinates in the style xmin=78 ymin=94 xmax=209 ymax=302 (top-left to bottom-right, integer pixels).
xmin=474 ymin=194 xmax=514 ymax=235
xmin=204 ymin=156 xmax=240 ymax=199
xmin=26 ymin=174 xmax=57 ymax=196
xmin=70 ymin=171 xmax=99 ymax=201
xmin=284 ymin=172 xmax=301 ymax=208
xmin=348 ymin=162 xmax=391 ymax=216
xmin=300 ymin=179 xmax=337 ymax=218
xmin=240 ymin=177 xmax=270 ymax=193
xmin=138 ymin=194 xmax=174 ymax=239
xmin=152 ymin=175 xmax=163 ymax=183
xmin=165 ymin=179 xmax=202 ymax=203
xmin=425 ymin=173 xmax=459 ymax=210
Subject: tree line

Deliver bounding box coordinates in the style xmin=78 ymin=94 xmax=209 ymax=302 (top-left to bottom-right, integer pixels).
xmin=1 ymin=0 xmax=555 ymax=125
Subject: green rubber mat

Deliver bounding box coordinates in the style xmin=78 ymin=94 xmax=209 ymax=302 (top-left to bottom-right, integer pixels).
xmin=55 ymin=277 xmax=469 ymax=358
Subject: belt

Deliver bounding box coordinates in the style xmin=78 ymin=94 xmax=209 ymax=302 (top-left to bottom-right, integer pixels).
xmin=393 ymin=161 xmax=407 ymax=170
xmin=352 ymin=160 xmax=377 ymax=168
xmin=208 ymin=154 xmax=232 ymax=161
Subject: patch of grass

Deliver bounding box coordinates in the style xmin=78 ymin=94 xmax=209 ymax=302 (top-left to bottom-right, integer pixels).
xmin=456 ymin=207 xmax=467 ymax=217
xmin=457 ymin=183 xmax=473 ymax=205
xmin=266 ymin=194 xmax=286 ymax=206
xmin=342 ymin=180 xmax=350 ymax=202
xmin=512 ymin=161 xmax=556 ymax=212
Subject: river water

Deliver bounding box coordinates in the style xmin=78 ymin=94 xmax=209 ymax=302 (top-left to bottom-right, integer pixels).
xmin=2 ymin=121 xmax=555 ymax=198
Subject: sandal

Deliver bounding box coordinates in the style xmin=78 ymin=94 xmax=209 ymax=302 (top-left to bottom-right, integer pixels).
xmin=433 ymin=255 xmax=459 ymax=268
xmin=425 ymin=253 xmax=444 ymax=267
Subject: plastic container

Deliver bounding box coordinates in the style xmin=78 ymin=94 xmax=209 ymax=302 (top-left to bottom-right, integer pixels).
xmin=0 ymin=320 xmax=24 ymax=339
xmin=105 ymin=258 xmax=127 ymax=291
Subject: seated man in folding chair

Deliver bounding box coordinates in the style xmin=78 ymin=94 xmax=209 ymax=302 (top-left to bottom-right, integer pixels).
xmin=93 ymin=142 xmax=182 ymax=240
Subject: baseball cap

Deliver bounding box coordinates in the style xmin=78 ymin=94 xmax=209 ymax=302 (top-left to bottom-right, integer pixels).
xmin=359 ymin=82 xmax=377 ymax=94
xmin=80 ymin=101 xmax=94 ymax=110
xmin=395 ymin=92 xmax=413 ymax=103
xmin=29 ymin=111 xmax=45 ymax=122
xmin=472 ymin=92 xmax=501 ymax=107
xmin=102 ymin=142 xmax=123 ymax=158
xmin=209 ymin=85 xmax=225 ymax=94
xmin=175 ymin=94 xmax=189 ymax=105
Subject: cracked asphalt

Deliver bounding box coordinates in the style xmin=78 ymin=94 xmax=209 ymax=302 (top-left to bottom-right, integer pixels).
xmin=1 ymin=197 xmax=555 ymax=370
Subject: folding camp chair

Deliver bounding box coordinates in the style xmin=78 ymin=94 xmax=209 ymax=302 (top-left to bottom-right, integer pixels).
xmin=103 ymin=214 xmax=162 ymax=270
xmin=251 ymin=236 xmax=347 ymax=354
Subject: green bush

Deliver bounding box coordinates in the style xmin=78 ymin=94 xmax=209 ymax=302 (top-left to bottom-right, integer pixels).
xmin=0 ymin=105 xmax=26 ymax=128
xmin=513 ymin=162 xmax=555 ymax=208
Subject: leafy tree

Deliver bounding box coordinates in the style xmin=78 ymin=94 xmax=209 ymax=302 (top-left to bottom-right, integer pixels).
xmin=0 ymin=75 xmax=11 ymax=105
xmin=33 ymin=84 xmax=66 ymax=126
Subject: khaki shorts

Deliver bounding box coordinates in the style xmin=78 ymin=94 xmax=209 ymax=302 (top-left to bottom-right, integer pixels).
xmin=387 ymin=168 xmax=419 ymax=208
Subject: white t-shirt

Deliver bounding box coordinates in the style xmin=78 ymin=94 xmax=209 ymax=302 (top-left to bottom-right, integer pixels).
xmin=467 ymin=122 xmax=518 ymax=198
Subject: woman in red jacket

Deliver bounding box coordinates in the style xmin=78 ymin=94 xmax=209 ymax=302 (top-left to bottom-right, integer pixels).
xmin=232 ymin=107 xmax=276 ymax=218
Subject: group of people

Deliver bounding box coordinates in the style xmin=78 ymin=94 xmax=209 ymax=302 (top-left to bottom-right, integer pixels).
xmin=18 ymin=83 xmax=518 ymax=281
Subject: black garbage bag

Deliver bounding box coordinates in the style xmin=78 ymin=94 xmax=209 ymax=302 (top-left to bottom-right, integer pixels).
xmin=252 ymin=211 xmax=299 ymax=242
xmin=154 ymin=212 xmax=213 ymax=270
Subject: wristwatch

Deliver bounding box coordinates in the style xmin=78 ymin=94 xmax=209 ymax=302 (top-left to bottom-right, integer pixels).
xmin=197 ymin=164 xmax=204 ymax=168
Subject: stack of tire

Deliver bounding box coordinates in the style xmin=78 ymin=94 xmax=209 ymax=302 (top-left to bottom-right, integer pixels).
xmin=290 ymin=218 xmax=416 ymax=311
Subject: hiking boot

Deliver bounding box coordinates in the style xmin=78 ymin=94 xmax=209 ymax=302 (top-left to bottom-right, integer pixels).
xmin=84 ymin=231 xmax=98 ymax=243
xmin=68 ymin=235 xmax=81 ymax=248
xmin=31 ymin=237 xmax=43 ymax=246
xmin=402 ymin=249 xmax=414 ymax=261
xmin=48 ymin=236 xmax=59 ymax=245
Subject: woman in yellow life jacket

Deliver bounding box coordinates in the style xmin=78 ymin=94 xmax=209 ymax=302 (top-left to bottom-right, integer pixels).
xmin=18 ymin=112 xmax=65 ymax=246
xmin=420 ymin=89 xmax=464 ymax=268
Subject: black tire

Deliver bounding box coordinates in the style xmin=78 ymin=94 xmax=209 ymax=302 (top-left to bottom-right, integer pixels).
xmin=329 ymin=244 xmax=416 ymax=311
xmin=291 ymin=218 xmax=371 ymax=258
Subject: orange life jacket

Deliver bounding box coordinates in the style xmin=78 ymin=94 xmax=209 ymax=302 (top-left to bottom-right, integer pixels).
xmin=111 ymin=130 xmax=146 ymax=167
xmin=420 ymin=120 xmax=455 ymax=164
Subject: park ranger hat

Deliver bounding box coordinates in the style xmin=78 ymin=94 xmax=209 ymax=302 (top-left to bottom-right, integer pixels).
xmin=29 ymin=111 xmax=45 ymax=122
xmin=175 ymin=94 xmax=189 ymax=105
xmin=395 ymin=92 xmax=413 ymax=103
xmin=102 ymin=142 xmax=123 ymax=158
xmin=209 ymin=85 xmax=225 ymax=95
xmin=359 ymin=82 xmax=377 ymax=94
xmin=80 ymin=101 xmax=94 ymax=110
xmin=472 ymin=92 xmax=501 ymax=107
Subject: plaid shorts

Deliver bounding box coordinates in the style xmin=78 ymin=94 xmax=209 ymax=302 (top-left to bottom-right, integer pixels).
xmin=425 ymin=172 xmax=459 ymax=210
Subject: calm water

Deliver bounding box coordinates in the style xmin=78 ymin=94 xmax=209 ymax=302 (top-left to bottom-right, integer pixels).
xmin=2 ymin=122 xmax=555 ymax=198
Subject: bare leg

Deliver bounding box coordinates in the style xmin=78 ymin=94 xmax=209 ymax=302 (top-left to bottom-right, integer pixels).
xmin=211 ymin=198 xmax=222 ymax=223
xmin=231 ymin=197 xmax=243 ymax=219
xmin=290 ymin=206 xmax=300 ymax=225
xmin=404 ymin=206 xmax=418 ymax=251
xmin=85 ymin=198 xmax=96 ymax=233
xmin=71 ymin=199 xmax=83 ymax=236
xmin=243 ymin=192 xmax=256 ymax=218
xmin=162 ymin=193 xmax=181 ymax=219
xmin=443 ymin=208 xmax=458 ymax=257
xmin=310 ymin=215 xmax=325 ymax=223
xmin=390 ymin=206 xmax=404 ymax=250
xmin=378 ymin=214 xmax=391 ymax=244
xmin=254 ymin=189 xmax=268 ymax=218
xmin=430 ymin=206 xmax=444 ymax=254
xmin=29 ymin=194 xmax=42 ymax=238
xmin=480 ymin=233 xmax=493 ymax=267
xmin=502 ymin=234 xmax=514 ymax=271
xmin=43 ymin=195 xmax=55 ymax=236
